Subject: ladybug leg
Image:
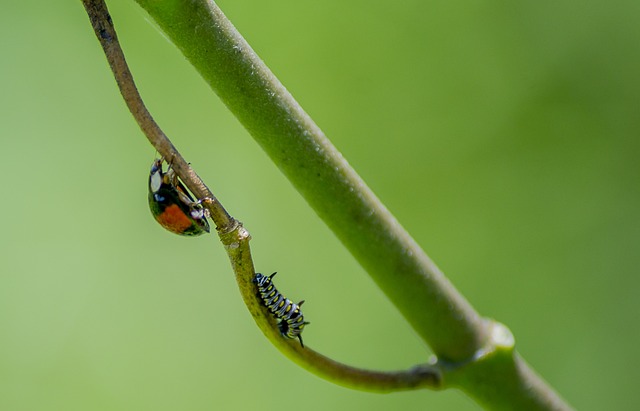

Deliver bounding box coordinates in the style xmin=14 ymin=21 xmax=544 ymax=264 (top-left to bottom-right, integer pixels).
xmin=174 ymin=186 xmax=195 ymax=206
xmin=192 ymin=198 xmax=212 ymax=218
xmin=160 ymin=159 xmax=212 ymax=222
xmin=164 ymin=163 xmax=180 ymax=187
xmin=186 ymin=199 xmax=209 ymax=220
xmin=171 ymin=192 xmax=211 ymax=220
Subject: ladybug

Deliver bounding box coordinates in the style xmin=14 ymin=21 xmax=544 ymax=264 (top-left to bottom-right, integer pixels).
xmin=148 ymin=158 xmax=210 ymax=236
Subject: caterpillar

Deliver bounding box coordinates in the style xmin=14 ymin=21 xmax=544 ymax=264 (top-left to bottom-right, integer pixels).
xmin=253 ymin=272 xmax=310 ymax=348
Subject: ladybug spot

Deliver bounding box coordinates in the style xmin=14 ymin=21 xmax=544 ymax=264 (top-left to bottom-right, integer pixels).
xmin=155 ymin=204 xmax=194 ymax=234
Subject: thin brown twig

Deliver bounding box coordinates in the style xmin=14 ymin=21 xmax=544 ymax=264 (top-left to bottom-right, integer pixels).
xmin=82 ymin=0 xmax=233 ymax=231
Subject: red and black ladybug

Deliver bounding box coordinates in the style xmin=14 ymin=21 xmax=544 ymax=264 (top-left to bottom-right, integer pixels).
xmin=148 ymin=158 xmax=210 ymax=236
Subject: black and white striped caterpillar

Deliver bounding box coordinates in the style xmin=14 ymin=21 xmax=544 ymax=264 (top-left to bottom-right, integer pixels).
xmin=253 ymin=272 xmax=310 ymax=347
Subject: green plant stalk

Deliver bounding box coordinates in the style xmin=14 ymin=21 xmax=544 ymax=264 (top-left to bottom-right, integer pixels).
xmin=131 ymin=0 xmax=573 ymax=409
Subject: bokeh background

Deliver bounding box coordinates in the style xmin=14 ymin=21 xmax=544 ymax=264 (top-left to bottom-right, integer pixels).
xmin=1 ymin=1 xmax=639 ymax=410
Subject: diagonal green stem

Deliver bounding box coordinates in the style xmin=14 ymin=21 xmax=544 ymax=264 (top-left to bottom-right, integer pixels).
xmin=132 ymin=1 xmax=573 ymax=409
xmin=87 ymin=0 xmax=574 ymax=408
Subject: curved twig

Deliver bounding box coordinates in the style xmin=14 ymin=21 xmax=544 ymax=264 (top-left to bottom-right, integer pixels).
xmin=81 ymin=0 xmax=441 ymax=393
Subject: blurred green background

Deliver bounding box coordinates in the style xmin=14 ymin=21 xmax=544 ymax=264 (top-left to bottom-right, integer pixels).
xmin=1 ymin=1 xmax=638 ymax=410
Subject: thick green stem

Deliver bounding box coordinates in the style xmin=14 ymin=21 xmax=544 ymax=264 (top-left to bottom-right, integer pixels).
xmin=89 ymin=0 xmax=574 ymax=408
